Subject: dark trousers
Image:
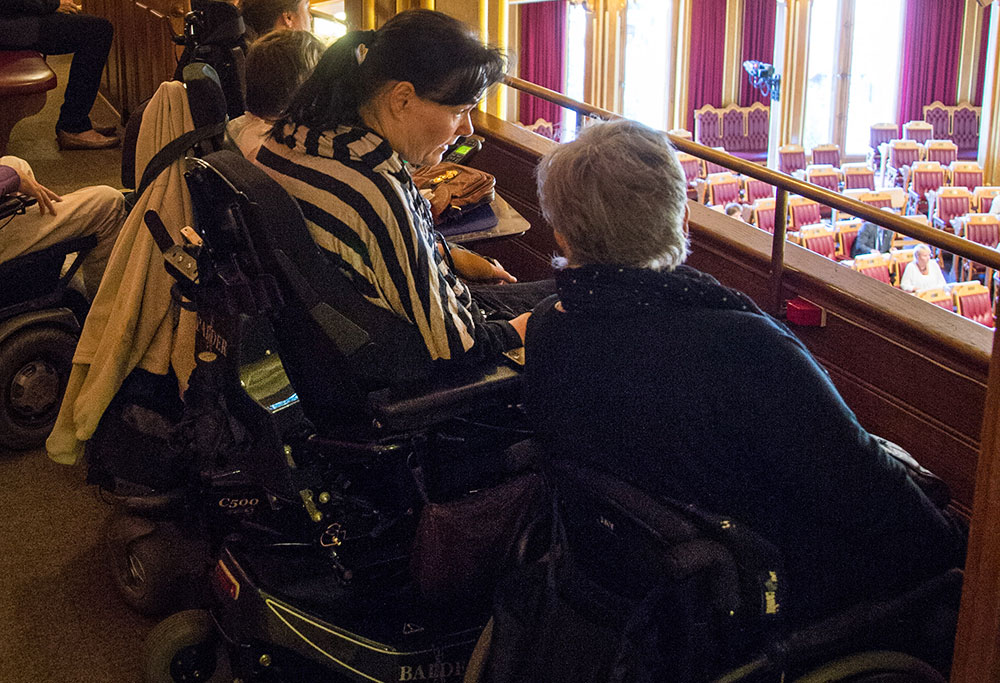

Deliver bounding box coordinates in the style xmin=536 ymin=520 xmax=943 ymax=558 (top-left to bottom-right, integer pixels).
xmin=469 ymin=279 xmax=557 ymax=320
xmin=23 ymin=13 xmax=113 ymax=133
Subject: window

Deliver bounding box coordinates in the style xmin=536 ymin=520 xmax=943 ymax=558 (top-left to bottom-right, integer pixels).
xmin=802 ymin=0 xmax=904 ymax=157
xmin=622 ymin=0 xmax=671 ymax=130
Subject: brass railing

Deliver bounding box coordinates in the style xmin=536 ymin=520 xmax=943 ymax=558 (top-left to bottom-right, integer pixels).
xmin=504 ymin=75 xmax=1000 ymax=315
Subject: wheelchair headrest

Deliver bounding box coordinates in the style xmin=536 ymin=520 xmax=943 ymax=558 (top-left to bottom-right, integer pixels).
xmin=182 ymin=62 xmax=228 ymax=132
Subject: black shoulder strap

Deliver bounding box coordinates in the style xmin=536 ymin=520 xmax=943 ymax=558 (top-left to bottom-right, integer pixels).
xmin=135 ymin=121 xmax=227 ymax=199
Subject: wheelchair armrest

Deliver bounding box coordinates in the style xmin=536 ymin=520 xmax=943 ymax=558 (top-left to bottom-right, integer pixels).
xmin=366 ymin=362 xmax=521 ymax=432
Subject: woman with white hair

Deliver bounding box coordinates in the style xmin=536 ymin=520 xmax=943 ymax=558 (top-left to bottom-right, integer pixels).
xmin=900 ymin=244 xmax=947 ymax=293
xmin=524 ymin=118 xmax=964 ymax=626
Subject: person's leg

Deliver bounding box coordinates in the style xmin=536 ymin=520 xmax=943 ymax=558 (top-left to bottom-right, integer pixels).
xmin=0 ymin=177 xmax=125 ymax=298
xmin=30 ymin=12 xmax=113 ymax=134
xmin=467 ymin=280 xmax=557 ymax=320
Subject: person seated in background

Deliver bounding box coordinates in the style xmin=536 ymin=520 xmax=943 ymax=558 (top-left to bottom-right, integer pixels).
xmin=0 ymin=0 xmax=119 ymax=150
xmin=900 ymin=244 xmax=947 ymax=293
xmin=239 ymin=0 xmax=311 ymax=40
xmin=525 ymin=119 xmax=965 ymax=628
xmin=724 ymin=201 xmax=746 ymax=222
xmin=0 ymin=155 xmax=124 ymax=297
xmin=257 ymin=10 xmax=553 ymax=374
xmin=850 ymin=217 xmax=894 ymax=258
xmin=228 ymin=29 xmax=323 ymax=160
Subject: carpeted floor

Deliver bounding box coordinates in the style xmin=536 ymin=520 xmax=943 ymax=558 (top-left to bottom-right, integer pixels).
xmin=1 ymin=55 xmax=155 ymax=682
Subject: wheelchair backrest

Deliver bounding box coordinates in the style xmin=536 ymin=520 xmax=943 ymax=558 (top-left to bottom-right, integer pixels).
xmin=550 ymin=460 xmax=786 ymax=676
xmin=185 ymin=151 xmax=432 ymax=429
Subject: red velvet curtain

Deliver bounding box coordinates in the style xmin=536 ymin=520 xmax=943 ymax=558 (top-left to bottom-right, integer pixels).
xmin=973 ymin=4 xmax=992 ymax=106
xmin=518 ymin=0 xmax=567 ymax=129
xmin=896 ymin=0 xmax=964 ymax=128
xmin=687 ymin=0 xmax=727 ymax=131
xmin=738 ymin=0 xmax=776 ymax=107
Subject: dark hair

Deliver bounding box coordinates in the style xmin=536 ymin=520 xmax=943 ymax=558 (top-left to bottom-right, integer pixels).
xmin=240 ymin=0 xmax=303 ymax=38
xmin=245 ymin=29 xmax=324 ymax=119
xmin=278 ymin=9 xmax=506 ymax=132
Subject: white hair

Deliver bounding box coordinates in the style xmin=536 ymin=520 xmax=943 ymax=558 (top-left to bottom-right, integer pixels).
xmin=536 ymin=119 xmax=689 ymax=271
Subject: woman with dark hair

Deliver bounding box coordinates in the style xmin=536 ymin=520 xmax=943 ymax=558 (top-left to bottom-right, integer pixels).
xmin=257 ymin=9 xmax=545 ymax=368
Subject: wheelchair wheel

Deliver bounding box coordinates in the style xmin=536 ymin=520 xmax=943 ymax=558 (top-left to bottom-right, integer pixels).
xmin=104 ymin=513 xmax=200 ymax=616
xmin=143 ymin=609 xmax=231 ymax=683
xmin=791 ymin=650 xmax=947 ymax=682
xmin=0 ymin=326 xmax=76 ymax=450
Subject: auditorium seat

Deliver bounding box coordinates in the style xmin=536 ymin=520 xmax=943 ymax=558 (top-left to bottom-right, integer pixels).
xmin=743 ymin=177 xmax=774 ymax=205
xmin=971 ymin=186 xmax=1000 ymax=213
xmin=950 ymin=162 xmax=984 ymax=193
xmin=932 ymin=186 xmax=972 ymax=232
xmin=886 ymin=139 xmax=921 ymax=188
xmin=778 ymin=144 xmax=806 ymax=175
xmin=704 ymin=147 xmax=729 ymax=175
xmin=903 ymin=120 xmax=934 ymax=144
xmin=842 ymin=163 xmax=875 ymax=190
xmin=869 ymin=122 xmax=898 ymax=172
xmin=953 ymin=281 xmax=994 ymax=327
xmin=677 ymin=152 xmax=704 ymax=184
xmin=810 ymin=143 xmax=841 ymax=167
xmin=799 ymin=224 xmax=837 ymax=260
xmin=907 ymin=161 xmax=946 ymax=216
xmin=706 ymin=172 xmax=740 ymax=206
xmin=859 ymin=190 xmax=894 ymax=211
xmin=806 ymin=165 xmax=840 ymax=192
xmin=916 ymin=288 xmax=954 ymax=310
xmin=889 ymin=249 xmax=915 ymax=287
xmin=924 ymin=139 xmax=958 ymax=167
xmin=834 ymin=219 xmax=861 ymax=260
xmin=788 ymin=196 xmax=822 ymax=230
xmin=853 ymin=253 xmax=892 ymax=285
xmin=959 ymin=214 xmax=1000 ymax=284
xmin=0 ymin=50 xmax=57 ymax=156
xmin=752 ymin=197 xmax=777 ymax=233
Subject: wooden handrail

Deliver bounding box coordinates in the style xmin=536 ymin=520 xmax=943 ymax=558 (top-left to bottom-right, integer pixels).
xmin=502 ymin=75 xmax=1000 ymax=273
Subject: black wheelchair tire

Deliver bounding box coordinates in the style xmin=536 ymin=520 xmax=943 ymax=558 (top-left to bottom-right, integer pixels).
xmin=791 ymin=650 xmax=947 ymax=683
xmin=104 ymin=515 xmax=198 ymax=617
xmin=143 ymin=609 xmax=231 ymax=683
xmin=0 ymin=326 xmax=76 ymax=450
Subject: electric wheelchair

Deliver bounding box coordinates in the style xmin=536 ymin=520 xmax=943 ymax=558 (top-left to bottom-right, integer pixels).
xmin=0 ymin=195 xmax=93 ymax=449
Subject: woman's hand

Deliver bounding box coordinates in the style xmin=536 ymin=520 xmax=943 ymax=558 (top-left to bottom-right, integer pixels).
xmin=450 ymin=247 xmax=517 ymax=284
xmin=57 ymin=1 xmax=82 ymax=13
xmin=17 ymin=171 xmax=62 ymax=216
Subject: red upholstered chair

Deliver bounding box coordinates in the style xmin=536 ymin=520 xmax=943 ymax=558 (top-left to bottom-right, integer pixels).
xmin=745 ymin=104 xmax=769 ymax=160
xmin=693 ymin=105 xmax=723 ymax=148
xmin=706 ymin=172 xmax=740 ymax=206
xmin=869 ymin=122 xmax=898 ymax=171
xmin=922 ymin=103 xmax=951 ymax=140
xmin=917 ymin=288 xmax=954 ymax=310
xmin=906 ymin=161 xmax=945 ymax=216
xmin=889 ymin=249 xmax=915 ymax=287
xmin=778 ymin=144 xmax=806 ymax=175
xmin=810 ymin=144 xmax=841 ymax=168
xmin=959 ymin=214 xmax=1000 ymax=284
xmin=952 ymin=106 xmax=981 ymax=160
xmin=835 ymin=219 xmax=861 ymax=260
xmin=886 ymin=139 xmax=922 ymax=187
xmin=752 ymin=197 xmax=777 ymax=233
xmin=950 ymin=162 xmax=984 ymax=192
xmin=903 ymin=120 xmax=933 ymax=143
xmin=676 ymin=152 xmax=703 ymax=184
xmin=788 ymin=196 xmax=822 ymax=230
xmin=842 ymin=163 xmax=876 ymax=191
xmin=799 ymin=225 xmax=837 ymax=260
xmin=722 ymin=107 xmax=746 ymax=153
xmin=925 ymin=140 xmax=958 ymax=168
xmin=806 ymin=165 xmax=840 ymax=192
xmin=859 ymin=191 xmax=894 ymax=211
xmin=743 ymin=177 xmax=774 ymax=205
xmin=932 ymin=187 xmax=972 ymax=232
xmin=0 ymin=50 xmax=58 ymax=156
xmin=972 ymin=186 xmax=1000 ymax=213
xmin=953 ymin=281 xmax=994 ymax=327
xmin=704 ymin=147 xmax=729 ymax=176
xmin=853 ymin=253 xmax=892 ymax=285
